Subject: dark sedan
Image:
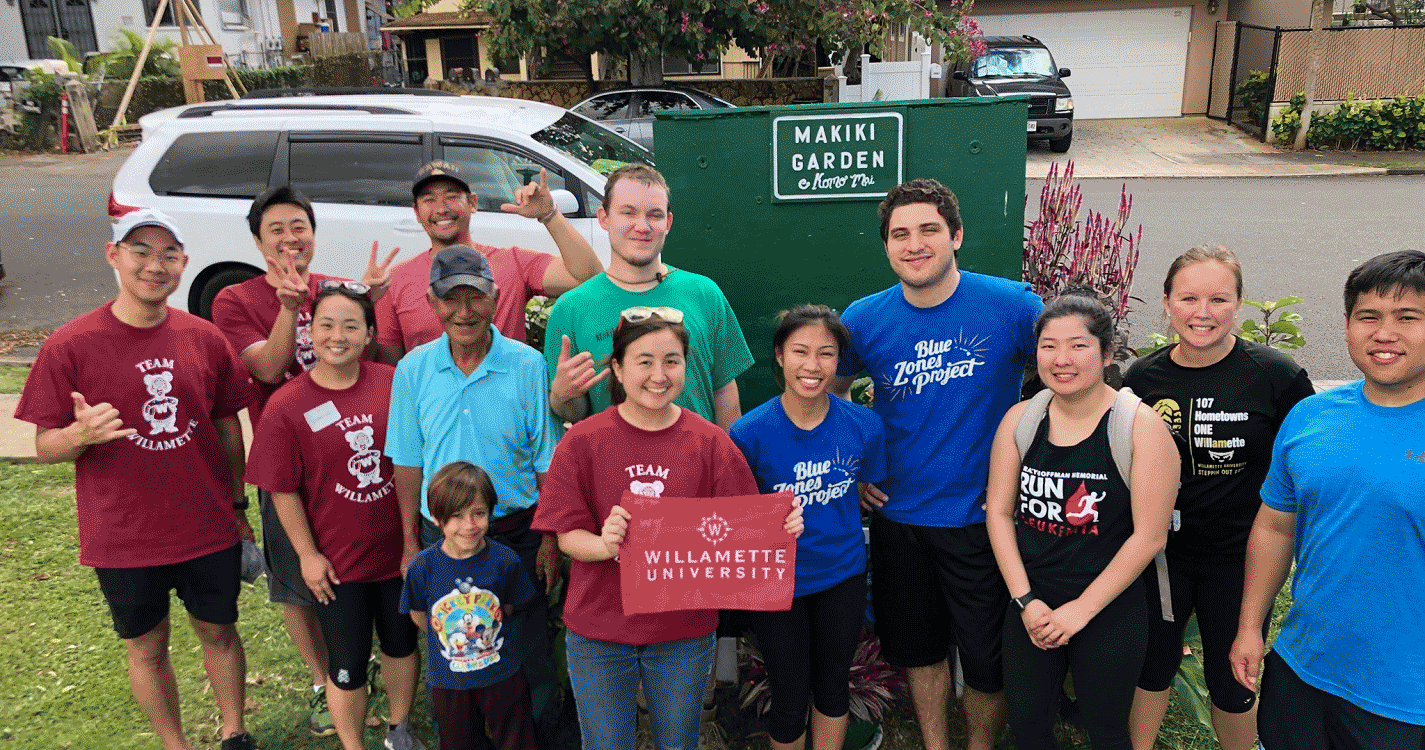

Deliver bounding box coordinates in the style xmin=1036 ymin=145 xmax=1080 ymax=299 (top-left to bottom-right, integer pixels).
xmin=571 ymin=86 xmax=735 ymax=151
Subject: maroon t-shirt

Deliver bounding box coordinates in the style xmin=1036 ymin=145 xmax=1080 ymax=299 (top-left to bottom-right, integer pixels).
xmin=15 ymin=303 xmax=257 ymax=568
xmin=533 ymin=406 xmax=758 ymax=644
xmin=375 ymin=245 xmax=552 ymax=350
xmin=245 ymin=361 xmax=401 ymax=583
xmin=210 ymin=272 xmax=344 ymax=424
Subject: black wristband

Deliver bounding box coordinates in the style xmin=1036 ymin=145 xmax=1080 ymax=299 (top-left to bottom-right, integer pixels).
xmin=233 ymin=498 xmax=250 ymax=511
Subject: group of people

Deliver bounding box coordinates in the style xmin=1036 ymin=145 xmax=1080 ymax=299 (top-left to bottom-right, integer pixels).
xmin=16 ymin=155 xmax=1425 ymax=750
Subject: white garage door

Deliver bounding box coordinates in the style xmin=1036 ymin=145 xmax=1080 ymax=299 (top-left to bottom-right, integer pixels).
xmin=973 ymin=7 xmax=1191 ymax=119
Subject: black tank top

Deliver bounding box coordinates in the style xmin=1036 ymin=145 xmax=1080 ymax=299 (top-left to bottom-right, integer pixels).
xmin=1015 ymin=408 xmax=1133 ymax=604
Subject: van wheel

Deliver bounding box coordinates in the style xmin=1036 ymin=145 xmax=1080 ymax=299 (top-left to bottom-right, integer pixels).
xmin=196 ymin=266 xmax=262 ymax=320
xmin=1050 ymin=133 xmax=1072 ymax=153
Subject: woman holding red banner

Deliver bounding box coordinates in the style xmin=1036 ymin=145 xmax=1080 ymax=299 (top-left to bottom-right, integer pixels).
xmin=729 ymin=304 xmax=888 ymax=750
xmin=533 ymin=308 xmax=803 ymax=750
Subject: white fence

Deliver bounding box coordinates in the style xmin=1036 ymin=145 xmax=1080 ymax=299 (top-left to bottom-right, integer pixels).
xmin=836 ymin=48 xmax=933 ymax=102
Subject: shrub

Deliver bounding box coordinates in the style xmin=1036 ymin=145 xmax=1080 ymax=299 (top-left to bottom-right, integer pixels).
xmin=1272 ymin=89 xmax=1425 ymax=150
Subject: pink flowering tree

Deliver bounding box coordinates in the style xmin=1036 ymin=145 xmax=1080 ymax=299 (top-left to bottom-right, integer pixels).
xmin=472 ymin=0 xmax=985 ymax=83
xmin=742 ymin=0 xmax=985 ymax=78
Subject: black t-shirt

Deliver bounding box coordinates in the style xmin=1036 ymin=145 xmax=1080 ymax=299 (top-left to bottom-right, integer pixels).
xmin=1016 ymin=409 xmax=1133 ymax=605
xmin=1123 ymin=338 xmax=1314 ymax=564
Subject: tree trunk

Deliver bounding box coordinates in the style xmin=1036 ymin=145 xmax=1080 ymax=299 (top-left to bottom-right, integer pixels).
xmin=628 ymin=51 xmax=663 ymax=86
xmin=1294 ymin=0 xmax=1328 ymax=150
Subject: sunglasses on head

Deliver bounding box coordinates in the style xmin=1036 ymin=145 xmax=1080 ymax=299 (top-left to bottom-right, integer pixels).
xmin=619 ymin=306 xmax=684 ymax=324
xmin=318 ymin=280 xmax=371 ymax=295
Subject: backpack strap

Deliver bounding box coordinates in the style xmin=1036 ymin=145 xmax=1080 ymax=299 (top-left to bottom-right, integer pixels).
xmin=1015 ymin=386 xmax=1173 ymax=622
xmin=1112 ymin=387 xmax=1174 ymax=623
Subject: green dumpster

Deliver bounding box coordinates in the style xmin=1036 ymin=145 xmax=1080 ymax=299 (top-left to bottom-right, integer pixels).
xmin=653 ymin=96 xmax=1029 ymax=408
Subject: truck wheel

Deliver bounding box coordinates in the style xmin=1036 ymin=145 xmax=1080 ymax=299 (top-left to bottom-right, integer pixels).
xmin=196 ymin=266 xmax=261 ymax=320
xmin=1050 ymin=133 xmax=1072 ymax=153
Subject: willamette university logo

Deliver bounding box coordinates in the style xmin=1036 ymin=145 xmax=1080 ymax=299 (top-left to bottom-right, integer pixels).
xmin=698 ymin=513 xmax=731 ymax=546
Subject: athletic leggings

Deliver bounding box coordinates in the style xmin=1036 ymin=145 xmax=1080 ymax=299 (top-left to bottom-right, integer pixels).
xmin=1002 ymin=583 xmax=1147 ymax=750
xmin=313 ymin=576 xmax=418 ymax=690
xmin=746 ymin=573 xmax=866 ymax=744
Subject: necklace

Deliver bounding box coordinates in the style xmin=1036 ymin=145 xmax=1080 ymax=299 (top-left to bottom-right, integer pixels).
xmin=605 ymin=266 xmax=671 ymax=287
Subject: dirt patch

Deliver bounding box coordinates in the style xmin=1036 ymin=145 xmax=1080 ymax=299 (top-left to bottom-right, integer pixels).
xmin=0 ymin=328 xmax=51 ymax=355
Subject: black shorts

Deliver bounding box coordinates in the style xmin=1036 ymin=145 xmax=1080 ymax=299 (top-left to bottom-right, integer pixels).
xmin=1138 ymin=555 xmax=1260 ymax=713
xmin=95 ymin=543 xmax=242 ymax=639
xmin=1259 ymin=650 xmax=1425 ymax=750
xmin=259 ymin=488 xmax=316 ymax=606
xmin=313 ymin=577 xmax=418 ymax=690
xmin=869 ymin=514 xmax=1007 ymax=694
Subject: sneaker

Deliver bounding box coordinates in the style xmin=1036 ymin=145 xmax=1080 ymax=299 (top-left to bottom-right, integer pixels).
xmin=384 ymin=719 xmax=427 ymax=750
xmin=309 ymin=686 xmax=336 ymax=737
xmin=219 ymin=733 xmax=257 ymax=750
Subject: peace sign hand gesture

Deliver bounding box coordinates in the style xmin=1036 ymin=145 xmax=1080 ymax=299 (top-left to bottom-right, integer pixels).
xmin=360 ymin=241 xmax=401 ymax=303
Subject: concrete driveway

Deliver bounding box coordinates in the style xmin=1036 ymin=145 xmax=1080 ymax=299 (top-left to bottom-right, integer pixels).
xmin=1026 ymin=116 xmax=1391 ymax=179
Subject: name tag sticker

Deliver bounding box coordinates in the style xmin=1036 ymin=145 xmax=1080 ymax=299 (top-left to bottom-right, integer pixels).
xmin=1170 ymin=509 xmax=1182 ymax=532
xmin=304 ymin=401 xmax=341 ymax=432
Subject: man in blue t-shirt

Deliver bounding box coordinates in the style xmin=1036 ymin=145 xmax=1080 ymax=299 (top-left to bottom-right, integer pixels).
xmin=1230 ymin=249 xmax=1425 ymax=749
xmin=831 ymin=178 xmax=1042 ymax=750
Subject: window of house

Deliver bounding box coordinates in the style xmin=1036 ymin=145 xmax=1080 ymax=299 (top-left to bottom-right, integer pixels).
xmin=662 ymin=53 xmax=719 ymax=76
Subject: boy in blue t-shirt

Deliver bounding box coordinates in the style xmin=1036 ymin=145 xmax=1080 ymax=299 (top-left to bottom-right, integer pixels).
xmin=401 ymin=461 xmax=538 ymax=750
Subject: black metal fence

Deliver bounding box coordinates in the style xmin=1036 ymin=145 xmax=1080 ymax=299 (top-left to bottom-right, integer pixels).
xmin=1220 ymin=23 xmax=1284 ymax=139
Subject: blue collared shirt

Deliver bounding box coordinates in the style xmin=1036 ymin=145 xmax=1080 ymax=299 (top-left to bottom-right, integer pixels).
xmin=386 ymin=325 xmax=561 ymax=520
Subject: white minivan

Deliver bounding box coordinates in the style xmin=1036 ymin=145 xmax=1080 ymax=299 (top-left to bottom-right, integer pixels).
xmin=110 ymin=92 xmax=651 ymax=318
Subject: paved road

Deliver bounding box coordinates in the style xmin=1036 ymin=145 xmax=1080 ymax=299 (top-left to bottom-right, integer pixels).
xmin=0 ymin=147 xmax=130 ymax=330
xmin=1053 ymin=175 xmax=1425 ymax=381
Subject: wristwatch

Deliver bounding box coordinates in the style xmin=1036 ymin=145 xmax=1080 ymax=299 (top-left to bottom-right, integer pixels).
xmin=1012 ymin=591 xmax=1039 ymax=611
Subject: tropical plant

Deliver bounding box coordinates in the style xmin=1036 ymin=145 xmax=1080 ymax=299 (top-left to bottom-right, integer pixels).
xmin=96 ymin=28 xmax=182 ymax=79
xmin=739 ymin=631 xmax=906 ymax=722
xmin=1235 ymin=69 xmax=1273 ymax=125
xmin=1272 ymin=89 xmax=1425 ymax=150
xmin=1023 ymin=161 xmax=1143 ymax=362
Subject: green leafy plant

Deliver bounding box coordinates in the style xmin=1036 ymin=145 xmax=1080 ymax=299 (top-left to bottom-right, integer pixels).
xmin=1272 ymin=89 xmax=1425 ymax=150
xmin=95 ymin=28 xmax=182 ymax=79
xmin=1235 ymin=69 xmax=1273 ymax=125
xmin=1240 ymin=295 xmax=1306 ymax=351
xmin=1172 ymin=616 xmax=1214 ymax=731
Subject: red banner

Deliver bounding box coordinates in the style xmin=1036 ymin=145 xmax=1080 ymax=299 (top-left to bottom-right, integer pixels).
xmin=619 ymin=490 xmax=797 ymax=615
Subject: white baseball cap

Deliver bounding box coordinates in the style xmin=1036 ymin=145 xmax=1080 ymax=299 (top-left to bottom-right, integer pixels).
xmin=112 ymin=208 xmax=186 ymax=247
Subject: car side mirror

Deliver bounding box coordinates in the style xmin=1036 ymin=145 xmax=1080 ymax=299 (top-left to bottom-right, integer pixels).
xmin=1058 ymin=68 xmax=1071 ymax=78
xmin=952 ymin=70 xmax=968 ymax=81
xmin=551 ymin=189 xmax=579 ymax=215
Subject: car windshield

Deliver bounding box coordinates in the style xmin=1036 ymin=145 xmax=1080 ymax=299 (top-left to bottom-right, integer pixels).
xmin=972 ymin=48 xmax=1056 ymax=78
xmin=532 ymin=112 xmax=654 ymax=175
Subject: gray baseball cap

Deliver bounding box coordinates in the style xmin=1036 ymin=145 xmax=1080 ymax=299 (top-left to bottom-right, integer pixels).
xmin=430 ymin=245 xmax=495 ymax=297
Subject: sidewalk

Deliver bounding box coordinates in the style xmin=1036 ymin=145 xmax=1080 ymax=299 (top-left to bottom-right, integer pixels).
xmin=1028 ymin=116 xmax=1425 ymax=179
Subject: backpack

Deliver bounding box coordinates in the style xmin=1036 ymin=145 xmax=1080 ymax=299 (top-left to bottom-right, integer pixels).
xmin=1013 ymin=386 xmax=1173 ymax=622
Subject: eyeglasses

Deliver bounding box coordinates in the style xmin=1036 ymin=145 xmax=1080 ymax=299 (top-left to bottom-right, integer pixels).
xmin=121 ymin=242 xmax=185 ymax=266
xmin=318 ymin=280 xmax=371 ymax=295
xmin=619 ymin=306 xmax=684 ymax=324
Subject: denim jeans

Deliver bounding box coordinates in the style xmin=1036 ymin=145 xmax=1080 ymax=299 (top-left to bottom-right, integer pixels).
xmin=565 ymin=631 xmax=715 ymax=750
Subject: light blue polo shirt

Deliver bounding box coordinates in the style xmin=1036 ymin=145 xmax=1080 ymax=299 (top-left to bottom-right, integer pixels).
xmin=386 ymin=326 xmax=562 ymax=521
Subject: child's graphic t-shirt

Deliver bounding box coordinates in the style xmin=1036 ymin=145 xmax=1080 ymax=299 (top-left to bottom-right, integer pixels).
xmin=401 ymin=538 xmax=536 ymax=689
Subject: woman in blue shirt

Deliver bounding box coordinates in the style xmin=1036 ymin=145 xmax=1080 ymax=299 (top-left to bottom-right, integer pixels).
xmin=730 ymin=304 xmax=888 ymax=750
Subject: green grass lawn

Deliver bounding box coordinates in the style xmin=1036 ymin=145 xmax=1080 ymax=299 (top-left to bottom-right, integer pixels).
xmin=0 ymin=453 xmax=1291 ymax=750
xmin=0 ymin=366 xmax=30 ymax=394
xmin=0 ymin=462 xmax=432 ymax=749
